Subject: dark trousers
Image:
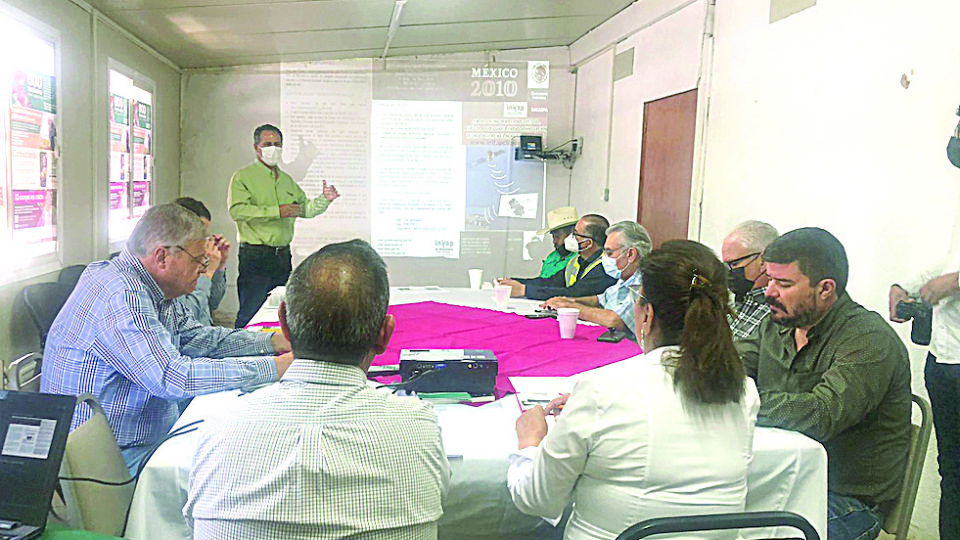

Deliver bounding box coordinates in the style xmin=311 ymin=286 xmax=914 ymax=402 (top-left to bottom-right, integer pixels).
xmin=234 ymin=244 xmax=292 ymax=328
xmin=925 ymin=352 xmax=960 ymax=540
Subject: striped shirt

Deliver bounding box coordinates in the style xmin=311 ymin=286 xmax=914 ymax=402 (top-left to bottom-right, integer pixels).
xmin=184 ymin=359 xmax=450 ymax=540
xmin=40 ymin=249 xmax=277 ymax=448
xmin=730 ymin=287 xmax=771 ymax=340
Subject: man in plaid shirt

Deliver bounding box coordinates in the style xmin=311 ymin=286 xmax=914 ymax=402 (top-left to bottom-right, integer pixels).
xmin=721 ymin=220 xmax=778 ymax=340
xmin=41 ymin=204 xmax=293 ymax=473
xmin=185 ymin=239 xmax=449 ymax=539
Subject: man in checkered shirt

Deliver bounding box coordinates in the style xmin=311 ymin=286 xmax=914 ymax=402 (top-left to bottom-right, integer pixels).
xmin=721 ymin=220 xmax=778 ymax=340
xmin=41 ymin=204 xmax=293 ymax=474
xmin=185 ymin=239 xmax=450 ymax=540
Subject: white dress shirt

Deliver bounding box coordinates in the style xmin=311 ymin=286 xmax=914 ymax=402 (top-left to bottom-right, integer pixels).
xmin=903 ymin=256 xmax=960 ymax=364
xmin=184 ymin=359 xmax=451 ymax=540
xmin=507 ymin=346 xmax=761 ymax=540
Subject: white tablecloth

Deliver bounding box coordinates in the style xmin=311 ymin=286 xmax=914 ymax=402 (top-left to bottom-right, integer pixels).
xmin=125 ymin=288 xmax=827 ymax=540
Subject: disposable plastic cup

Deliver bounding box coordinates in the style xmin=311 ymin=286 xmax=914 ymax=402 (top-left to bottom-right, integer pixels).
xmin=557 ymin=308 xmax=580 ymax=339
xmin=494 ymin=284 xmax=512 ymax=310
xmin=468 ymin=269 xmax=483 ymax=290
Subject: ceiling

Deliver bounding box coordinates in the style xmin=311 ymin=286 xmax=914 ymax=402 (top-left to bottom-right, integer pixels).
xmin=83 ymin=0 xmax=638 ymax=70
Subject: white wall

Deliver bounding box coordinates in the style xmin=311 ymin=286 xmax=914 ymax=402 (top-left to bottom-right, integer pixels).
xmin=1 ymin=0 xmax=181 ymax=373
xmin=570 ymin=0 xmax=706 ymax=226
xmin=699 ymin=2 xmax=960 ymax=537
xmin=179 ymin=47 xmax=575 ymax=307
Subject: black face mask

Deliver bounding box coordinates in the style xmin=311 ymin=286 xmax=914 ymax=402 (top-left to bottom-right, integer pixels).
xmin=948 ymin=136 xmax=960 ymax=169
xmin=727 ymin=266 xmax=755 ymax=301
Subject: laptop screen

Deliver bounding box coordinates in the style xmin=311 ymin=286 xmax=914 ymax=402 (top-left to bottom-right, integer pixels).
xmin=0 ymin=391 xmax=74 ymax=528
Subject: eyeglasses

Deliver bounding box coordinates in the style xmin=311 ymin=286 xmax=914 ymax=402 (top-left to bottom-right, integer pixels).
xmin=572 ymin=232 xmax=593 ymax=243
xmin=167 ymin=244 xmax=210 ymax=271
xmin=627 ymin=283 xmax=648 ymax=305
xmin=603 ymin=246 xmax=628 ymax=258
xmin=723 ymin=252 xmax=760 ymax=271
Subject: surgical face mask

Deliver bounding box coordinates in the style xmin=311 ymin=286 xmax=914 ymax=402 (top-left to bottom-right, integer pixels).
xmin=727 ymin=266 xmax=755 ymax=301
xmin=259 ymin=145 xmax=282 ymax=167
xmin=564 ymin=234 xmax=582 ymax=253
xmin=602 ymin=254 xmax=622 ymax=279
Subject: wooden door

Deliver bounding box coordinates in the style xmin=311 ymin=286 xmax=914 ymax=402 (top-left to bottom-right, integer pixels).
xmin=637 ymin=89 xmax=698 ymax=247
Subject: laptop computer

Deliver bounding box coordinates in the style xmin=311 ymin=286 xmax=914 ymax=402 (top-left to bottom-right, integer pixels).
xmin=0 ymin=390 xmax=75 ymax=540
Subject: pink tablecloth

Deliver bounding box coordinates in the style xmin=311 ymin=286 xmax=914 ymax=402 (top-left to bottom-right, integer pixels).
xmin=380 ymin=301 xmax=640 ymax=393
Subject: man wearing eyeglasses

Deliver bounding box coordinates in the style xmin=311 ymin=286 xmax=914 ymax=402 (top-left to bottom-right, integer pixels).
xmin=42 ymin=204 xmax=294 ymax=475
xmin=721 ymin=220 xmax=779 ymax=340
xmin=496 ymin=214 xmax=615 ymax=301
xmin=543 ymin=221 xmax=653 ymax=338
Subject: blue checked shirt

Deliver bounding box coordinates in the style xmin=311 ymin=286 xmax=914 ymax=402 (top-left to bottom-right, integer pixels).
xmin=598 ymin=270 xmax=642 ymax=338
xmin=41 ymin=249 xmax=277 ymax=449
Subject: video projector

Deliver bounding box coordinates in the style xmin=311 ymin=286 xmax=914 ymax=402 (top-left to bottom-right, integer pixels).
xmin=399 ymin=349 xmax=498 ymax=396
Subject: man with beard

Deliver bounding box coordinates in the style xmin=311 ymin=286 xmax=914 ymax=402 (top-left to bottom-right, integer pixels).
xmin=721 ymin=220 xmax=778 ymax=339
xmin=738 ymin=227 xmax=911 ymax=540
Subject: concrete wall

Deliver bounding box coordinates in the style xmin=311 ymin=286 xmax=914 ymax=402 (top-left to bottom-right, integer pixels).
xmin=179 ymin=47 xmax=575 ymax=310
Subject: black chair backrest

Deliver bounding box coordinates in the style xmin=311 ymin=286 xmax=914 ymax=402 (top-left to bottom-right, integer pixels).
xmin=22 ymin=282 xmax=71 ymax=349
xmin=616 ymin=511 xmax=820 ymax=540
xmin=57 ymin=264 xmax=87 ymax=296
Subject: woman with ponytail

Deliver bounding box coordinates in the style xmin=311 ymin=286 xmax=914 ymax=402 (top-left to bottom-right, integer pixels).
xmin=509 ymin=239 xmax=760 ymax=540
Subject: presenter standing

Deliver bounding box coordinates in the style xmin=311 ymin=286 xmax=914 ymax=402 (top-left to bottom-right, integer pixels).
xmin=229 ymin=123 xmax=340 ymax=328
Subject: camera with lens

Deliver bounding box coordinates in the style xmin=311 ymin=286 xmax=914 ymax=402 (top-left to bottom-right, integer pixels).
xmin=895 ymin=296 xmax=933 ymax=346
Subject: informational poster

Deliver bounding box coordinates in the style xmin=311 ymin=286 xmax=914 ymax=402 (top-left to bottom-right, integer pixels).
xmin=11 ymin=189 xmax=55 ymax=243
xmin=9 ymin=67 xmax=57 ymax=252
xmin=108 ymin=71 xmax=153 ymax=241
xmin=281 ymin=59 xmax=549 ymax=261
xmin=131 ymin=181 xmax=150 ymax=216
xmin=371 ymin=100 xmax=465 ymax=257
xmin=108 ymin=93 xmax=131 ymax=226
xmin=280 ymin=60 xmax=372 ymax=260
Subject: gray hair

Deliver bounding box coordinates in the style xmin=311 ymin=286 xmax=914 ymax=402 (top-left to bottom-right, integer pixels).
xmin=284 ymin=239 xmax=390 ymax=366
xmin=606 ymin=221 xmax=653 ymax=258
xmin=732 ymin=220 xmax=779 ymax=251
xmin=126 ymin=203 xmax=207 ymax=257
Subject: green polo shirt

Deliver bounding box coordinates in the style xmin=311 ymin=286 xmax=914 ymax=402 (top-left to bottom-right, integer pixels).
xmin=738 ymin=292 xmax=911 ymax=507
xmin=228 ymin=160 xmax=332 ymax=247
xmin=538 ymin=250 xmax=574 ymax=278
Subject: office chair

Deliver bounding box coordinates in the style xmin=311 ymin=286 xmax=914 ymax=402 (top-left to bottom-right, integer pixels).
xmin=56 ymin=393 xmax=135 ymax=536
xmin=57 ymin=264 xmax=87 ymax=296
xmin=616 ymin=511 xmax=819 ymax=540
xmin=5 ymin=352 xmax=42 ymax=391
xmin=881 ymin=394 xmax=933 ymax=540
xmin=21 ymin=281 xmax=70 ymax=349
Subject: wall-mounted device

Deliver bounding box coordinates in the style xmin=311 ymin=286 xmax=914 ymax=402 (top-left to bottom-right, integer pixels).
xmin=514 ymin=135 xmax=583 ymax=169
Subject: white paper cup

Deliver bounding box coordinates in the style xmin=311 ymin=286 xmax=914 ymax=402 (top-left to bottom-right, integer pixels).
xmin=494 ymin=284 xmax=512 ymax=310
xmin=265 ymin=286 xmax=286 ymax=308
xmin=468 ymin=269 xmax=483 ymax=290
xmin=557 ymin=308 xmax=580 ymax=339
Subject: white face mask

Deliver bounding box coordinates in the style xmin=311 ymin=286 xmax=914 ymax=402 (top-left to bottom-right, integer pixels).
xmin=259 ymin=146 xmax=282 ymax=167
xmin=602 ymin=254 xmax=622 ymax=279
xmin=564 ymin=234 xmax=582 ymax=253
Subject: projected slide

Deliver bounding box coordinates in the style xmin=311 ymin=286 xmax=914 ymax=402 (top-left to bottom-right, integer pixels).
xmin=281 ymin=59 xmax=549 ymax=261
